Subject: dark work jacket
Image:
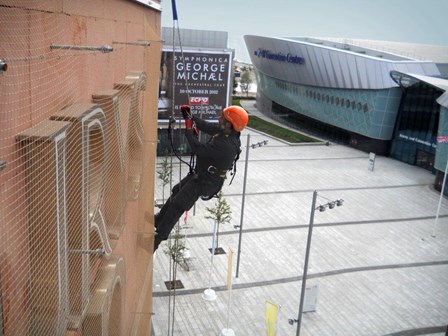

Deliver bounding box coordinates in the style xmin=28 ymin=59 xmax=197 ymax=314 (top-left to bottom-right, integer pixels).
xmin=185 ymin=117 xmax=241 ymax=177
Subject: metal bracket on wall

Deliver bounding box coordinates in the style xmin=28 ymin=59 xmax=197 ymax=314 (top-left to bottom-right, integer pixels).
xmin=69 ymin=249 xmax=105 ymax=256
xmin=50 ymin=44 xmax=113 ymax=53
xmin=112 ymin=41 xmax=150 ymax=47
xmin=0 ymin=60 xmax=7 ymax=73
xmin=0 ymin=160 xmax=6 ymax=171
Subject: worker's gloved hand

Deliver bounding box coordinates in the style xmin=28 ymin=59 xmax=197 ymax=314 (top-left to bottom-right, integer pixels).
xmin=192 ymin=124 xmax=199 ymax=137
xmin=185 ymin=118 xmax=193 ymax=130
xmin=181 ymin=105 xmax=192 ymax=119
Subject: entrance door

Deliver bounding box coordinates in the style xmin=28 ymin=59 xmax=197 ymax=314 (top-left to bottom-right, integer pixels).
xmin=415 ymin=149 xmax=434 ymax=171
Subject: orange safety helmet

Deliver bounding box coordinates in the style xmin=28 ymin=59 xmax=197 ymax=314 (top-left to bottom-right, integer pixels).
xmin=222 ymin=105 xmax=249 ymax=132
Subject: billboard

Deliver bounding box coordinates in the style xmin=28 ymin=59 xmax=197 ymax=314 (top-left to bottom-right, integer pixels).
xmin=158 ymin=49 xmax=233 ymax=122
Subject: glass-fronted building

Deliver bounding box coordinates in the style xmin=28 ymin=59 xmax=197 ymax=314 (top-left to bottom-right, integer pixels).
xmin=244 ymin=35 xmax=448 ymax=194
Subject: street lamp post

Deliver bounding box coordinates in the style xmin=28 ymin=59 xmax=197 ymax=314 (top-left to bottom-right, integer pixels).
xmin=432 ymin=157 xmax=448 ymax=237
xmin=295 ymin=190 xmax=317 ymax=336
xmin=235 ymin=134 xmax=250 ymax=279
xmin=235 ymin=135 xmax=268 ymax=278
xmin=295 ymin=191 xmax=344 ymax=336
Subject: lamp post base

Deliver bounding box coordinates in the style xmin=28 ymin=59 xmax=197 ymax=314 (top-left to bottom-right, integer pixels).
xmin=202 ymin=288 xmax=217 ymax=301
xmin=219 ymin=328 xmax=235 ymax=336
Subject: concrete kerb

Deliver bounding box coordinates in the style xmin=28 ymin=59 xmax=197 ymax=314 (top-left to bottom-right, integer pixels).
xmin=246 ymin=126 xmax=330 ymax=147
xmin=240 ymin=99 xmax=329 ymax=146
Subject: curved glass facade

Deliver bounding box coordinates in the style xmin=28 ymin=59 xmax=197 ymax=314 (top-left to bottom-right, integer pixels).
xmin=435 ymin=106 xmax=448 ymax=194
xmin=390 ymin=81 xmax=442 ymax=170
xmin=257 ymin=71 xmax=402 ymax=140
xmin=436 ymin=106 xmax=448 ymax=171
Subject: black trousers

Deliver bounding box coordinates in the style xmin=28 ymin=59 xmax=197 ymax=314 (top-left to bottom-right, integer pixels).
xmin=154 ymin=172 xmax=223 ymax=251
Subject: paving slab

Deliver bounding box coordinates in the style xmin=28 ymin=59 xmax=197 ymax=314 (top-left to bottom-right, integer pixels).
xmin=152 ymin=102 xmax=448 ymax=336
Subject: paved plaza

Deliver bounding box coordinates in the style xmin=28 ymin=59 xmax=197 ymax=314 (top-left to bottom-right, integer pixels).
xmin=151 ymin=101 xmax=448 ymax=335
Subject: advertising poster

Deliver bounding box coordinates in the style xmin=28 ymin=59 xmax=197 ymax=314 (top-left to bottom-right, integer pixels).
xmin=158 ymin=49 xmax=233 ymax=122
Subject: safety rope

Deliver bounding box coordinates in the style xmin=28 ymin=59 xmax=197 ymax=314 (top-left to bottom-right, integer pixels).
xmin=166 ymin=2 xmax=196 ymax=335
xmin=166 ymin=0 xmax=200 ymax=175
xmin=161 ymin=2 xmax=242 ymax=333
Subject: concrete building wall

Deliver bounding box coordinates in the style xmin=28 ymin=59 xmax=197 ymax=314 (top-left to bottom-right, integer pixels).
xmin=0 ymin=1 xmax=161 ymax=334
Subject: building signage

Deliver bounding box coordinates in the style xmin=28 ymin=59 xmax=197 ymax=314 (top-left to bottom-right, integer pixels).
xmin=437 ymin=136 xmax=448 ymax=143
xmin=399 ymin=133 xmax=436 ymax=148
xmin=158 ymin=49 xmax=232 ymax=121
xmin=254 ymin=48 xmax=305 ymax=64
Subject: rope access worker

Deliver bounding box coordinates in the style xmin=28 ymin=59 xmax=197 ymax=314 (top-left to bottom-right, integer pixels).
xmin=153 ymin=104 xmax=249 ymax=251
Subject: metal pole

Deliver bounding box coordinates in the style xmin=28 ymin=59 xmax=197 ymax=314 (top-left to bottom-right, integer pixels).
xmin=50 ymin=44 xmax=113 ymax=53
xmin=296 ymin=190 xmax=318 ymax=336
xmin=432 ymin=158 xmax=448 ymax=237
xmin=236 ymin=133 xmax=251 ymax=278
xmin=207 ymin=220 xmax=218 ymax=288
xmin=112 ymin=41 xmax=150 ymax=46
xmin=225 ymin=250 xmax=234 ymax=330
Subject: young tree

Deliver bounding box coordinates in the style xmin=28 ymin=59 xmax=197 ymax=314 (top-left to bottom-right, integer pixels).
xmin=205 ymin=191 xmax=232 ymax=251
xmin=157 ymin=150 xmax=171 ymax=204
xmin=233 ymin=78 xmax=238 ymax=95
xmin=239 ymin=70 xmax=252 ymax=97
xmin=164 ymin=229 xmax=190 ymax=271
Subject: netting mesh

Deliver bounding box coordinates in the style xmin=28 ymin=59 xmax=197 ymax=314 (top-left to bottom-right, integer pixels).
xmin=0 ymin=1 xmax=160 ymax=335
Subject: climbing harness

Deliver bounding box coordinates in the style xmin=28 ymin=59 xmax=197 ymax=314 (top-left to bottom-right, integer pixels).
xmin=167 ymin=116 xmax=196 ymax=174
xmin=228 ymin=149 xmax=241 ymax=185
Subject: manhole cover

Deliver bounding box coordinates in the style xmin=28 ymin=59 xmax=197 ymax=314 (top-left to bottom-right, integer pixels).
xmin=164 ymin=280 xmax=184 ymax=290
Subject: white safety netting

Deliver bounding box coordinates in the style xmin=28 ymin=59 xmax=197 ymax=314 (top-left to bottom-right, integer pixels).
xmin=0 ymin=1 xmax=160 ymax=335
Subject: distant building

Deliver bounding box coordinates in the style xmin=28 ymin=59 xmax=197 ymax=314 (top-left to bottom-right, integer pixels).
xmin=244 ymin=35 xmax=448 ymax=193
xmin=162 ymin=27 xmax=229 ymax=49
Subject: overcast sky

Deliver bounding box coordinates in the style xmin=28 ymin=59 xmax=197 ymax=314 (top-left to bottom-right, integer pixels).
xmin=161 ymin=0 xmax=448 ymax=63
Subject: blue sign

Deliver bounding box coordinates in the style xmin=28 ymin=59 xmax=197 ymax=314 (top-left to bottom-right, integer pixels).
xmin=254 ymin=49 xmax=305 ymax=64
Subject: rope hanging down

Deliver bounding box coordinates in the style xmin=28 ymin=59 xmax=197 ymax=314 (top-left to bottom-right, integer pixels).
xmin=167 ymin=0 xmax=199 ymax=175
xmin=171 ymin=0 xmax=178 ymax=21
xmin=165 ymin=2 xmax=195 ymax=336
xmin=167 ymin=0 xmax=242 ymax=189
